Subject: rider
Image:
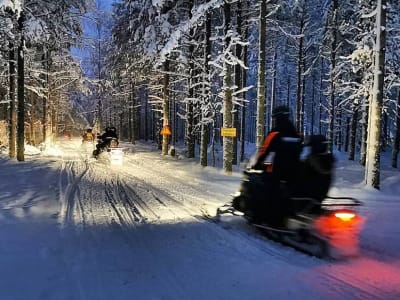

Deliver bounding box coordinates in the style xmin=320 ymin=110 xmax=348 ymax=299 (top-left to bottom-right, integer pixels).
xmin=94 ymin=126 xmax=119 ymax=157
xmin=100 ymin=126 xmax=118 ymax=143
xmin=252 ymin=105 xmax=302 ymax=226
xmin=297 ymin=135 xmax=334 ymax=205
xmin=82 ymin=128 xmax=95 ymax=142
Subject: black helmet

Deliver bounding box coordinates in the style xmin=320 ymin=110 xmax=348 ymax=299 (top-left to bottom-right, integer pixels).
xmin=109 ymin=126 xmax=116 ymax=132
xmin=272 ymin=105 xmax=290 ymax=118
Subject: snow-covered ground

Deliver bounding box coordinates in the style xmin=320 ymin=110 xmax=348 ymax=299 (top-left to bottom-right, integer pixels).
xmin=0 ymin=138 xmax=400 ymax=300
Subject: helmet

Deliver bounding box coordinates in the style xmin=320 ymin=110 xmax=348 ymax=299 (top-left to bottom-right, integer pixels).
xmin=272 ymin=105 xmax=290 ymax=118
xmin=109 ymin=126 xmax=116 ymax=132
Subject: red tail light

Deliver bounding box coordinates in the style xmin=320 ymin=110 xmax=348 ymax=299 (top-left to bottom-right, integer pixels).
xmin=334 ymin=211 xmax=356 ymax=222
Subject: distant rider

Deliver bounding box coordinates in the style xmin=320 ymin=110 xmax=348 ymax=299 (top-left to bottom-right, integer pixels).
xmin=93 ymin=126 xmax=119 ymax=157
xmin=82 ymin=128 xmax=95 ymax=143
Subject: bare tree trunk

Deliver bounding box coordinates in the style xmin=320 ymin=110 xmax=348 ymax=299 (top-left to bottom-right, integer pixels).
xmin=365 ymin=0 xmax=386 ymax=189
xmin=310 ymin=72 xmax=316 ymax=136
xmin=337 ymin=107 xmax=342 ymax=151
xmin=162 ymin=60 xmax=170 ymax=155
xmin=296 ymin=15 xmax=305 ymax=135
xmin=392 ymin=90 xmax=400 ymax=168
xmin=131 ymin=81 xmax=136 ymax=144
xmin=128 ymin=81 xmax=133 ymax=143
xmin=144 ymin=89 xmax=148 ymax=141
xmin=256 ymin=0 xmax=266 ymax=150
xmin=344 ymin=116 xmax=350 ymax=152
xmin=232 ymin=1 xmax=242 ymax=166
xmin=29 ymin=92 xmax=35 ymax=145
xmin=348 ymin=108 xmax=358 ymax=160
xmin=186 ymin=0 xmax=195 ymax=158
xmin=319 ymin=58 xmax=324 ymax=135
xmin=382 ymin=110 xmax=388 ymax=151
xmin=17 ymin=14 xmax=25 ymax=161
xmin=223 ymin=1 xmax=233 ymax=173
xmin=270 ymin=48 xmax=277 ymax=132
xmin=43 ymin=48 xmax=53 ymax=144
xmin=327 ymin=0 xmax=338 ymax=152
xmin=359 ymin=101 xmax=369 ymax=166
xmin=200 ymin=11 xmax=211 ymax=167
xmin=240 ymin=30 xmax=248 ymax=163
xmin=8 ymin=43 xmax=16 ymax=158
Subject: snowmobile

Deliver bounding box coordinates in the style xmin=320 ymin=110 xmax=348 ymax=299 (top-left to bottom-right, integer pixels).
xmin=213 ymin=147 xmax=364 ymax=259
xmin=93 ymin=136 xmax=123 ymax=165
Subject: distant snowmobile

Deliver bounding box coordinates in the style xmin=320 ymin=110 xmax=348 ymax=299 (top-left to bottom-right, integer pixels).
xmin=213 ymin=136 xmax=364 ymax=259
xmin=93 ymin=135 xmax=123 ymax=165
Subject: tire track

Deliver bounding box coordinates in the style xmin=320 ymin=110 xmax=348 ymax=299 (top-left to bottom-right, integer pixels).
xmin=59 ymin=160 xmax=89 ymax=227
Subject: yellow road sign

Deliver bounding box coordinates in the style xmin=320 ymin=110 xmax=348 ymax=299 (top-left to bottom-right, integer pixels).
xmin=221 ymin=128 xmax=237 ymax=137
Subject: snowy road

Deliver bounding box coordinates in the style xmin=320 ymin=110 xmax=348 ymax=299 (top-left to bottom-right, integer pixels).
xmin=0 ymin=139 xmax=400 ymax=300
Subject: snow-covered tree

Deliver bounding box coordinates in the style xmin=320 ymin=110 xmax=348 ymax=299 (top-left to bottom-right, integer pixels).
xmin=365 ymin=0 xmax=387 ymax=189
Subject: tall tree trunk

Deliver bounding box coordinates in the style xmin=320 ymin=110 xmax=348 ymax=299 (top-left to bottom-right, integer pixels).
xmin=327 ymin=0 xmax=338 ymax=152
xmin=296 ymin=15 xmax=305 ymax=135
xmin=131 ymin=81 xmax=136 ymax=144
xmin=172 ymin=89 xmax=177 ymax=146
xmin=348 ymin=108 xmax=358 ymax=160
xmin=44 ymin=49 xmax=53 ymax=144
xmin=392 ymin=90 xmax=400 ymax=168
xmin=144 ymin=90 xmax=148 ymax=141
xmin=319 ymin=58 xmax=324 ymax=135
xmin=337 ymin=107 xmax=342 ymax=151
xmin=186 ymin=0 xmax=195 ymax=158
xmin=223 ymin=1 xmax=233 ymax=173
xmin=162 ymin=60 xmax=170 ymax=155
xmin=8 ymin=43 xmax=16 ymax=159
xmin=365 ymin=0 xmax=386 ymax=189
xmin=17 ymin=14 xmax=25 ymax=162
xmin=50 ymin=94 xmax=57 ymax=144
xmin=359 ymin=100 xmax=369 ymax=165
xmin=240 ymin=27 xmax=248 ymax=163
xmin=310 ymin=72 xmax=316 ymax=136
xmin=200 ymin=12 xmax=211 ymax=167
xmin=29 ymin=92 xmax=35 ymax=145
xmin=128 ymin=81 xmax=133 ymax=143
xmin=256 ymin=0 xmax=266 ymax=150
xmin=232 ymin=1 xmax=242 ymax=166
xmin=270 ymin=48 xmax=277 ymax=132
xmin=382 ymin=110 xmax=388 ymax=151
xmin=344 ymin=116 xmax=350 ymax=152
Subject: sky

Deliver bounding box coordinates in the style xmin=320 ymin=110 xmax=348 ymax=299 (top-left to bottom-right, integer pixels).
xmin=0 ymin=138 xmax=399 ymax=299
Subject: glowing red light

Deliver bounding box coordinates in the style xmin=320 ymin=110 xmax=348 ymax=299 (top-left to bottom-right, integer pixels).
xmin=334 ymin=212 xmax=356 ymax=222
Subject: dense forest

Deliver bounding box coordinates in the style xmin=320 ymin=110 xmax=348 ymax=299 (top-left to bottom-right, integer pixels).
xmin=0 ymin=0 xmax=399 ymax=189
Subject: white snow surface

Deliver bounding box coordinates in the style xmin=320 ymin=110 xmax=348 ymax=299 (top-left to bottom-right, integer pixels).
xmin=0 ymin=138 xmax=400 ymax=300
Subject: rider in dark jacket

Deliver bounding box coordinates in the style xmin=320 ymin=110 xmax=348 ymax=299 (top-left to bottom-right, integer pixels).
xmin=93 ymin=127 xmax=119 ymax=157
xmin=254 ymin=106 xmax=302 ymax=183
xmin=252 ymin=105 xmax=302 ymax=226
xmin=298 ymin=135 xmax=334 ymax=204
xmin=100 ymin=126 xmax=118 ymax=143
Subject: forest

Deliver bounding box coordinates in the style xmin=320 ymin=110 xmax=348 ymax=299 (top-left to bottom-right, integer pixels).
xmin=0 ymin=0 xmax=399 ymax=189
